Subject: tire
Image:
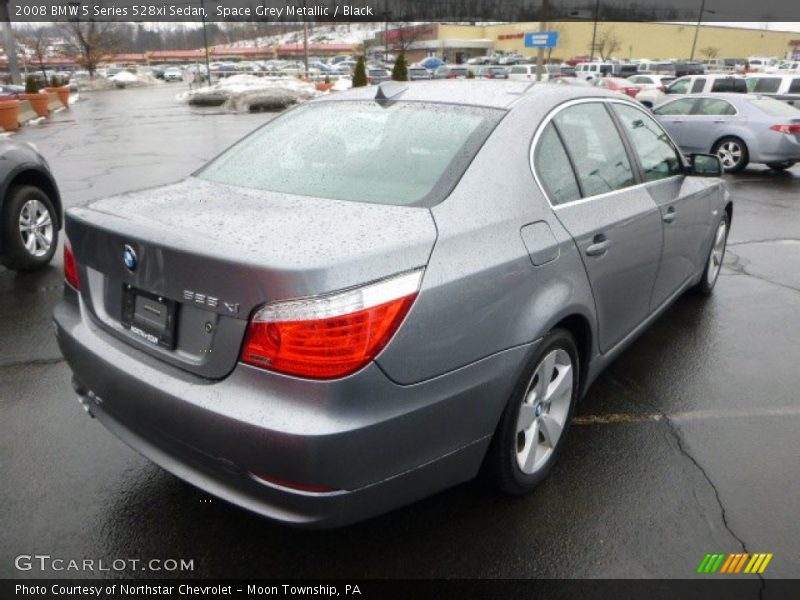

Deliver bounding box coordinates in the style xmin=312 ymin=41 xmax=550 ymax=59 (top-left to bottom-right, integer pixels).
xmin=712 ymin=137 xmax=749 ymax=173
xmin=0 ymin=185 xmax=58 ymax=271
xmin=766 ymin=161 xmax=796 ymax=171
xmin=695 ymin=213 xmax=729 ymax=296
xmin=486 ymin=328 xmax=580 ymax=495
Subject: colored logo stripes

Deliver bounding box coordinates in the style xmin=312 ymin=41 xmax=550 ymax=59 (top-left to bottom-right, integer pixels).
xmin=697 ymin=552 xmax=773 ymax=574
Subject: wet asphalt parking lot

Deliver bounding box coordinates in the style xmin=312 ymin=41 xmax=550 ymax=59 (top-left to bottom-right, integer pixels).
xmin=1 ymin=85 xmax=798 ymax=582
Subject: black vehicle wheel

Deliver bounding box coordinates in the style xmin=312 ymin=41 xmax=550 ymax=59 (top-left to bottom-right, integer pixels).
xmin=695 ymin=213 xmax=729 ymax=296
xmin=766 ymin=161 xmax=796 ymax=171
xmin=712 ymin=137 xmax=749 ymax=173
xmin=0 ymin=185 xmax=58 ymax=271
xmin=486 ymin=328 xmax=579 ymax=495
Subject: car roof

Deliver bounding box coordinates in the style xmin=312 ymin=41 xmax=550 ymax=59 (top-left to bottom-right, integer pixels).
xmin=746 ymin=73 xmax=799 ymax=79
xmin=317 ymin=80 xmax=627 ymax=110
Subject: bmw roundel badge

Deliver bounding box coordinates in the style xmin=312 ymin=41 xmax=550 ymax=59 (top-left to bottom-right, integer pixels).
xmin=123 ymin=244 xmax=137 ymax=272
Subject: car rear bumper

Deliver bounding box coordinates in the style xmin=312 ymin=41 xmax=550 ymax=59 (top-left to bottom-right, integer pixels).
xmin=751 ymin=134 xmax=800 ymax=163
xmin=53 ymin=292 xmax=532 ymax=528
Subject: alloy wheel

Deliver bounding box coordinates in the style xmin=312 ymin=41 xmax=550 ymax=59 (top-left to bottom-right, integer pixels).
xmin=18 ymin=198 xmax=53 ymax=258
xmin=707 ymin=219 xmax=728 ymax=287
xmin=717 ymin=141 xmax=742 ymax=170
xmin=515 ymin=348 xmax=574 ymax=475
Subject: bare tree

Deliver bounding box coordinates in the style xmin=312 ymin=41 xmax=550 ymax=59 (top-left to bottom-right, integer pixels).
xmin=384 ymin=23 xmax=427 ymax=55
xmin=593 ymin=27 xmax=622 ymax=61
xmin=700 ymin=46 xmax=720 ymax=59
xmin=61 ymin=20 xmax=122 ymax=76
xmin=20 ymin=26 xmax=51 ymax=81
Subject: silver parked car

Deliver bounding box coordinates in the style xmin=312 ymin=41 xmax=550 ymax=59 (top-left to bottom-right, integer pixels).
xmin=653 ymin=93 xmax=800 ymax=171
xmin=54 ymin=82 xmax=732 ymax=527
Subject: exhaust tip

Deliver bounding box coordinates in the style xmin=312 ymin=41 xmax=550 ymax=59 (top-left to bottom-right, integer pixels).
xmin=76 ymin=395 xmax=95 ymax=418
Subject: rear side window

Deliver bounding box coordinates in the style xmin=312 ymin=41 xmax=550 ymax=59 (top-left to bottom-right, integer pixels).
xmin=553 ymin=103 xmax=635 ymax=197
xmin=712 ymin=78 xmax=746 ymax=93
xmin=696 ymin=99 xmax=737 ymax=116
xmin=789 ymin=78 xmax=800 ymax=94
xmin=654 ymin=98 xmax=697 ymax=115
xmin=747 ymin=78 xmax=781 ymax=93
xmin=198 ymin=101 xmax=503 ymax=207
xmin=613 ymin=104 xmax=683 ymax=182
xmin=534 ymin=124 xmax=581 ymax=206
xmin=690 ymin=78 xmax=706 ymax=93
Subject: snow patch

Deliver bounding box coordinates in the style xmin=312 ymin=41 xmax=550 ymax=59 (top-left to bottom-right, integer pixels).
xmin=178 ymin=74 xmax=319 ymax=112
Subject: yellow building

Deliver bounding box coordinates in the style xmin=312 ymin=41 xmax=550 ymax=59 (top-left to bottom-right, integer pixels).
xmin=388 ymin=22 xmax=799 ymax=64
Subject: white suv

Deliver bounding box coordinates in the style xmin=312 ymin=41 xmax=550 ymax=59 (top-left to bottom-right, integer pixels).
xmin=746 ymin=74 xmax=800 ymax=106
xmin=637 ymin=74 xmax=747 ymax=108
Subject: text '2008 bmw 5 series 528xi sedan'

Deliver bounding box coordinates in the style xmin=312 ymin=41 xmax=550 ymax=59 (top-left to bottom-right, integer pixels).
xmin=53 ymin=81 xmax=732 ymax=527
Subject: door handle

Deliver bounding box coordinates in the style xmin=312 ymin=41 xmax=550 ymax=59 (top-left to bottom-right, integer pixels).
xmin=663 ymin=207 xmax=677 ymax=223
xmin=713 ymin=119 xmax=726 ymax=123
xmin=586 ymin=235 xmax=610 ymax=257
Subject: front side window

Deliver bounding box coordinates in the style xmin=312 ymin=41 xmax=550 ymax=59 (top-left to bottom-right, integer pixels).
xmin=198 ymin=101 xmax=503 ymax=207
xmin=553 ymin=103 xmax=635 ymax=197
xmin=612 ymin=104 xmax=683 ymax=182
xmin=667 ymin=78 xmax=690 ymax=94
xmin=788 ymin=78 xmax=800 ymax=94
xmin=654 ymin=98 xmax=698 ymax=116
xmin=534 ymin=123 xmax=581 ymax=206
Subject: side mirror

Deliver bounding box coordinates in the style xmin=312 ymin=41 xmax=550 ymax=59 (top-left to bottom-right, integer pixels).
xmin=690 ymin=153 xmax=723 ymax=177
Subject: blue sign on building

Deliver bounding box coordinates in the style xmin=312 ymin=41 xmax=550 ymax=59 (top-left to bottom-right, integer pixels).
xmin=524 ymin=32 xmax=560 ymax=48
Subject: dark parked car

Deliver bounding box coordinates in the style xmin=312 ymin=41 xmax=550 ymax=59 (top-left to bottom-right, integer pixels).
xmin=674 ymin=61 xmax=706 ymax=77
xmin=433 ymin=65 xmax=470 ymax=79
xmin=0 ymin=141 xmax=62 ymax=271
xmin=367 ymin=68 xmax=391 ymax=85
xmin=55 ymin=82 xmax=732 ymax=527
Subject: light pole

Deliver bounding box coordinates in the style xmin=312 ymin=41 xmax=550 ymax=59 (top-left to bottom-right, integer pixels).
xmin=0 ymin=0 xmax=20 ymax=84
xmin=200 ymin=0 xmax=211 ymax=85
xmin=302 ymin=0 xmax=309 ymax=78
xmin=690 ymin=0 xmax=715 ymax=61
xmin=590 ymin=0 xmax=600 ymax=61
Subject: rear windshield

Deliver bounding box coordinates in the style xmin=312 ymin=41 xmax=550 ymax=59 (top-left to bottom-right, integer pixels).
xmin=747 ymin=96 xmax=800 ymax=116
xmin=197 ymin=101 xmax=504 ymax=207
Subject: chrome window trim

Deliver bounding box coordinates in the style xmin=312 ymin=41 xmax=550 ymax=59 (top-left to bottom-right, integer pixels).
xmin=655 ymin=95 xmax=740 ymax=117
xmin=530 ymin=96 xmax=684 ymax=211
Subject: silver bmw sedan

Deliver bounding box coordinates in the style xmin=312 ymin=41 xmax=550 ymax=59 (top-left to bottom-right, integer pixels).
xmin=54 ymin=81 xmax=732 ymax=527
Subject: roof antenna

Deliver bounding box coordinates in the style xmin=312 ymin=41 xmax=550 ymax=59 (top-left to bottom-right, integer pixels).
xmin=375 ymin=81 xmax=408 ymax=103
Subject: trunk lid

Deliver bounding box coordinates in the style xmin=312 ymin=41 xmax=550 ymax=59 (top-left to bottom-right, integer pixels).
xmin=66 ymin=178 xmax=437 ymax=379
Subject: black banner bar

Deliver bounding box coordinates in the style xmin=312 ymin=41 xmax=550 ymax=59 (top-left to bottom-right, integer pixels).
xmin=4 ymin=579 xmax=800 ymax=600
xmin=6 ymin=0 xmax=800 ymax=23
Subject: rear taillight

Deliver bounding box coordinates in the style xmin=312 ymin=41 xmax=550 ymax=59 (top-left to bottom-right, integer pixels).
xmin=64 ymin=241 xmax=80 ymax=290
xmin=241 ymin=269 xmax=423 ymax=379
xmin=657 ymin=85 xmax=666 ymax=92
xmin=770 ymin=124 xmax=800 ymax=134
